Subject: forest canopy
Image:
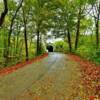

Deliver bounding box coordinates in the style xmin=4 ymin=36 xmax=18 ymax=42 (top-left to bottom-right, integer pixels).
xmin=0 ymin=0 xmax=100 ymax=67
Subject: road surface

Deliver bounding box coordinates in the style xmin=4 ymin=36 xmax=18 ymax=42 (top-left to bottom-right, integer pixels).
xmin=0 ymin=53 xmax=83 ymax=100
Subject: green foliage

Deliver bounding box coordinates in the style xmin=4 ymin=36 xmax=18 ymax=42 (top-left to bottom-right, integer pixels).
xmin=0 ymin=0 xmax=100 ymax=67
xmin=76 ymin=47 xmax=99 ymax=64
xmin=75 ymin=37 xmax=100 ymax=65
xmin=53 ymin=40 xmax=68 ymax=53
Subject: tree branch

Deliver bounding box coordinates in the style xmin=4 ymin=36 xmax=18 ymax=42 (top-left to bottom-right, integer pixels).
xmin=0 ymin=0 xmax=8 ymax=27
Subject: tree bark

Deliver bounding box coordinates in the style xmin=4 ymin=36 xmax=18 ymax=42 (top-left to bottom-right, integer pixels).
xmin=22 ymin=8 xmax=29 ymax=61
xmin=36 ymin=20 xmax=42 ymax=55
xmin=95 ymin=18 xmax=99 ymax=49
xmin=37 ymin=29 xmax=40 ymax=55
xmin=16 ymin=21 xmax=20 ymax=55
xmin=67 ymin=29 xmax=72 ymax=52
xmin=75 ymin=8 xmax=81 ymax=50
xmin=7 ymin=0 xmax=23 ymax=53
xmin=5 ymin=0 xmax=23 ymax=64
xmin=95 ymin=3 xmax=100 ymax=49
xmin=39 ymin=34 xmax=42 ymax=53
xmin=0 ymin=0 xmax=8 ymax=27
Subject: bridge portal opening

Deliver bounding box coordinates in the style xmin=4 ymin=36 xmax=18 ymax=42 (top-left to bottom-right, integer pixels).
xmin=47 ymin=45 xmax=53 ymax=52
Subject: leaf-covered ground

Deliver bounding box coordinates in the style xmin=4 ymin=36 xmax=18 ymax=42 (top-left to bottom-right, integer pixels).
xmin=0 ymin=53 xmax=99 ymax=100
xmin=69 ymin=54 xmax=100 ymax=100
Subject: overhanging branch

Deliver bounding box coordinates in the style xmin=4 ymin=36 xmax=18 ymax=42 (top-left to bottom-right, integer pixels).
xmin=0 ymin=0 xmax=8 ymax=27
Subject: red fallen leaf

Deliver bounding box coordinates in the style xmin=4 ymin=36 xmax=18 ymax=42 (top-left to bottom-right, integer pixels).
xmin=89 ymin=96 xmax=95 ymax=100
xmin=68 ymin=54 xmax=100 ymax=98
xmin=34 ymin=96 xmax=41 ymax=100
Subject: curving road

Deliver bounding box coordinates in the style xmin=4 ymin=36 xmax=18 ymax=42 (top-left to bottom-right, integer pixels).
xmin=0 ymin=53 xmax=82 ymax=100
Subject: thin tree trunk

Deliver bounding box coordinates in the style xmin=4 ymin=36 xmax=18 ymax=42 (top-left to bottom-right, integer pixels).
xmin=19 ymin=40 xmax=24 ymax=61
xmin=7 ymin=0 xmax=23 ymax=57
xmin=39 ymin=34 xmax=42 ymax=53
xmin=16 ymin=22 xmax=20 ymax=55
xmin=95 ymin=3 xmax=100 ymax=49
xmin=37 ymin=29 xmax=40 ymax=55
xmin=29 ymin=37 xmax=33 ymax=49
xmin=36 ymin=20 xmax=42 ymax=55
xmin=0 ymin=0 xmax=8 ymax=27
xmin=22 ymin=8 xmax=29 ymax=61
xmin=3 ymin=26 xmax=7 ymax=66
xmin=75 ymin=8 xmax=81 ymax=50
xmin=67 ymin=29 xmax=72 ymax=52
xmin=95 ymin=19 xmax=99 ymax=49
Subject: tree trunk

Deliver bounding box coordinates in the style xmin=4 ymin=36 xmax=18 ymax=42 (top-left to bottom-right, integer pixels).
xmin=95 ymin=19 xmax=99 ymax=49
xmin=3 ymin=26 xmax=7 ymax=66
xmin=7 ymin=0 xmax=23 ymax=58
xmin=0 ymin=0 xmax=8 ymax=27
xmin=37 ymin=29 xmax=40 ymax=55
xmin=16 ymin=22 xmax=20 ymax=55
xmin=75 ymin=8 xmax=81 ymax=50
xmin=40 ymin=34 xmax=43 ymax=54
xmin=95 ymin=3 xmax=100 ymax=49
xmin=67 ymin=29 xmax=72 ymax=52
xmin=22 ymin=8 xmax=29 ymax=61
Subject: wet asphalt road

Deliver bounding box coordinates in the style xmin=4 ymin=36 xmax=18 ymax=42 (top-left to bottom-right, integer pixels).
xmin=0 ymin=53 xmax=81 ymax=100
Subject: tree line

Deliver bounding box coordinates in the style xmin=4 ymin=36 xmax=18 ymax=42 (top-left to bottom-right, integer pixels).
xmin=0 ymin=0 xmax=100 ymax=66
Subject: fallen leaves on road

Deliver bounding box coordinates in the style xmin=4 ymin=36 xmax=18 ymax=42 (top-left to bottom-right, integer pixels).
xmin=16 ymin=58 xmax=88 ymax=100
xmin=8 ymin=53 xmax=99 ymax=100
xmin=69 ymin=54 xmax=100 ymax=100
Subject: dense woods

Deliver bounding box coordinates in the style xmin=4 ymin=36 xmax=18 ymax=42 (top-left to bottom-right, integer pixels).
xmin=0 ymin=0 xmax=100 ymax=67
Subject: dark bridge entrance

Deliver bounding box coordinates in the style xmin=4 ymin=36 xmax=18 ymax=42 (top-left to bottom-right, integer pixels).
xmin=47 ymin=45 xmax=53 ymax=52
